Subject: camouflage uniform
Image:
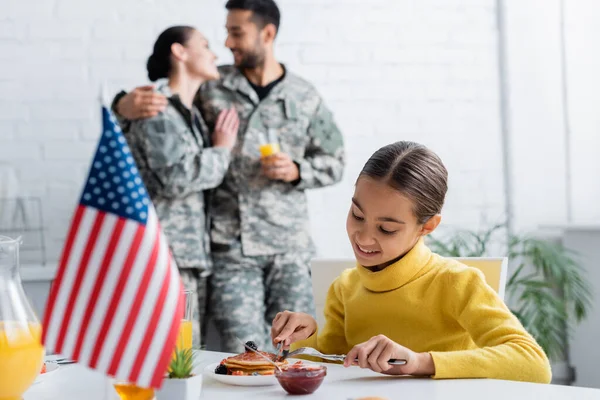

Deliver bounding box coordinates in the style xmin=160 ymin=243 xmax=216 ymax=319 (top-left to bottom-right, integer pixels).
xmin=124 ymin=83 xmax=231 ymax=348
xmin=197 ymin=65 xmax=345 ymax=352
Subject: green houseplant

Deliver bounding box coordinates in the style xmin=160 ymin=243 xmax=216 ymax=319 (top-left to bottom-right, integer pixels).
xmin=156 ymin=348 xmax=202 ymax=400
xmin=427 ymin=223 xmax=592 ymax=361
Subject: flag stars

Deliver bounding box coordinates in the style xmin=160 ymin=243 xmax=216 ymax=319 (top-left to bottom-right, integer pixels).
xmin=83 ymin=108 xmax=150 ymax=224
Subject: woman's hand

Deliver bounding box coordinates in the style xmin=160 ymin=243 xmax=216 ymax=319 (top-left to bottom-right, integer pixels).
xmin=344 ymin=334 xmax=435 ymax=376
xmin=212 ymin=108 xmax=239 ymax=151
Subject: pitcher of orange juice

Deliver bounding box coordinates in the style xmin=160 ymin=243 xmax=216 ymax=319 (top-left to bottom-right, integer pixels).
xmin=0 ymin=236 xmax=45 ymax=400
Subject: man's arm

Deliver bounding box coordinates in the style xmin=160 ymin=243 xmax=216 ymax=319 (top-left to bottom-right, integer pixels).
xmin=294 ymin=99 xmax=345 ymax=190
xmin=111 ymin=86 xmax=168 ymax=132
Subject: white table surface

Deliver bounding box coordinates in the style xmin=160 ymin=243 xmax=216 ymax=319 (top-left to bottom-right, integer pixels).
xmin=24 ymin=350 xmax=600 ymax=400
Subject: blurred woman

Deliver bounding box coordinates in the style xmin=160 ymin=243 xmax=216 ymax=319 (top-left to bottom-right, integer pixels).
xmin=125 ymin=26 xmax=239 ymax=348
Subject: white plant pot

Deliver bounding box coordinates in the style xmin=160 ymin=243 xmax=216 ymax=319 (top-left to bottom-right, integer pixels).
xmin=156 ymin=374 xmax=203 ymax=400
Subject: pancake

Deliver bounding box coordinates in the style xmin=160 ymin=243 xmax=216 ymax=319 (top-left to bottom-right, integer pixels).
xmin=216 ymin=345 xmax=288 ymax=376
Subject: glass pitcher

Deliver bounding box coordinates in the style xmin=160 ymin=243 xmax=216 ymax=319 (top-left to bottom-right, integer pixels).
xmin=0 ymin=236 xmax=45 ymax=400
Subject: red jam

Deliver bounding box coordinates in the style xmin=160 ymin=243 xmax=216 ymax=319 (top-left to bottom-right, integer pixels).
xmin=275 ymin=362 xmax=327 ymax=395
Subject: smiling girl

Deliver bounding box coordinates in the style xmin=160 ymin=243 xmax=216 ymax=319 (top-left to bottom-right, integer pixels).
xmin=270 ymin=141 xmax=552 ymax=383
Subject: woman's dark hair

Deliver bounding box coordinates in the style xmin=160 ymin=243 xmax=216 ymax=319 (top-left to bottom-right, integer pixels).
xmin=147 ymin=26 xmax=195 ymax=82
xmin=359 ymin=141 xmax=448 ymax=224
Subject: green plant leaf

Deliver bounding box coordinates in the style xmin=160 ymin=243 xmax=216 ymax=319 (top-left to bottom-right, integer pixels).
xmin=168 ymin=348 xmax=195 ymax=379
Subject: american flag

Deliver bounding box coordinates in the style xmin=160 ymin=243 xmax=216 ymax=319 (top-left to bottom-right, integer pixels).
xmin=42 ymin=106 xmax=184 ymax=388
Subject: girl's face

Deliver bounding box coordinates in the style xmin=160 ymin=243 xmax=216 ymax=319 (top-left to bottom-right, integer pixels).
xmin=346 ymin=176 xmax=440 ymax=269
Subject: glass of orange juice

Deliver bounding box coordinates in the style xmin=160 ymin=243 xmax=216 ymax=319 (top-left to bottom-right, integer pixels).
xmin=113 ymin=381 xmax=155 ymax=400
xmin=174 ymin=290 xmax=193 ymax=356
xmin=0 ymin=236 xmax=45 ymax=400
xmin=259 ymin=128 xmax=280 ymax=158
xmin=259 ymin=143 xmax=280 ymax=158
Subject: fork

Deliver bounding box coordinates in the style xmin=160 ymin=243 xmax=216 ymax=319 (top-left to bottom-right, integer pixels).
xmin=276 ymin=341 xmax=289 ymax=360
xmin=283 ymin=346 xmax=406 ymax=365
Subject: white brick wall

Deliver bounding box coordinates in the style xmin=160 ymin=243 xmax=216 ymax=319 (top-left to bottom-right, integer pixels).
xmin=1 ymin=0 xmax=506 ymax=263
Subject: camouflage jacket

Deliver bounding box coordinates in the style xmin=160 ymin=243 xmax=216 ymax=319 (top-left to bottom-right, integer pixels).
xmin=125 ymin=84 xmax=231 ymax=270
xmin=197 ymin=65 xmax=345 ymax=256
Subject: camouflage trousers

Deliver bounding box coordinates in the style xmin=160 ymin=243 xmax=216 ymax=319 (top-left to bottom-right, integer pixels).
xmin=179 ymin=268 xmax=209 ymax=349
xmin=208 ymin=243 xmax=315 ymax=353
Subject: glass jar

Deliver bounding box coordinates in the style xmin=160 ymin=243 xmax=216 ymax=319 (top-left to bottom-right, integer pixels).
xmin=0 ymin=236 xmax=45 ymax=400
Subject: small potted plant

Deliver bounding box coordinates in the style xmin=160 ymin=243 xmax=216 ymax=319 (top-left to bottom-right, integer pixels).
xmin=155 ymin=348 xmax=202 ymax=400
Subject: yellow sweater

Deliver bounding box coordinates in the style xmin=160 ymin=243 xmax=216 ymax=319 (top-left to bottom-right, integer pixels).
xmin=300 ymin=239 xmax=552 ymax=383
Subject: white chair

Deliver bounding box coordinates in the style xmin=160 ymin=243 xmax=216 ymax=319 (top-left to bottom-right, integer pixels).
xmin=310 ymin=257 xmax=508 ymax=328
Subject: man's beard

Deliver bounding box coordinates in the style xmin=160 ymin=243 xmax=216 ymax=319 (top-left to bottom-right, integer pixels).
xmin=235 ymin=46 xmax=266 ymax=69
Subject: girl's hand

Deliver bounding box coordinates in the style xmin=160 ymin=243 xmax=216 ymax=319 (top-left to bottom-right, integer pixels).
xmin=271 ymin=311 xmax=317 ymax=348
xmin=343 ymin=334 xmax=435 ymax=376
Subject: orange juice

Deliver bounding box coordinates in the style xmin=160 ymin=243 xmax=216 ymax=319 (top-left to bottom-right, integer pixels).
xmin=175 ymin=319 xmax=193 ymax=351
xmin=259 ymin=143 xmax=280 ymax=157
xmin=0 ymin=321 xmax=44 ymax=400
xmin=113 ymin=382 xmax=155 ymax=400
xmin=170 ymin=319 xmax=193 ymax=364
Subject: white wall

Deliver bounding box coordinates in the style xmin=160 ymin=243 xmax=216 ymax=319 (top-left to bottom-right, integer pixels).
xmin=1 ymin=0 xmax=506 ymax=263
xmin=503 ymin=0 xmax=569 ymax=231
xmin=563 ymin=0 xmax=600 ymax=222
xmin=504 ymin=0 xmax=600 ymax=231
